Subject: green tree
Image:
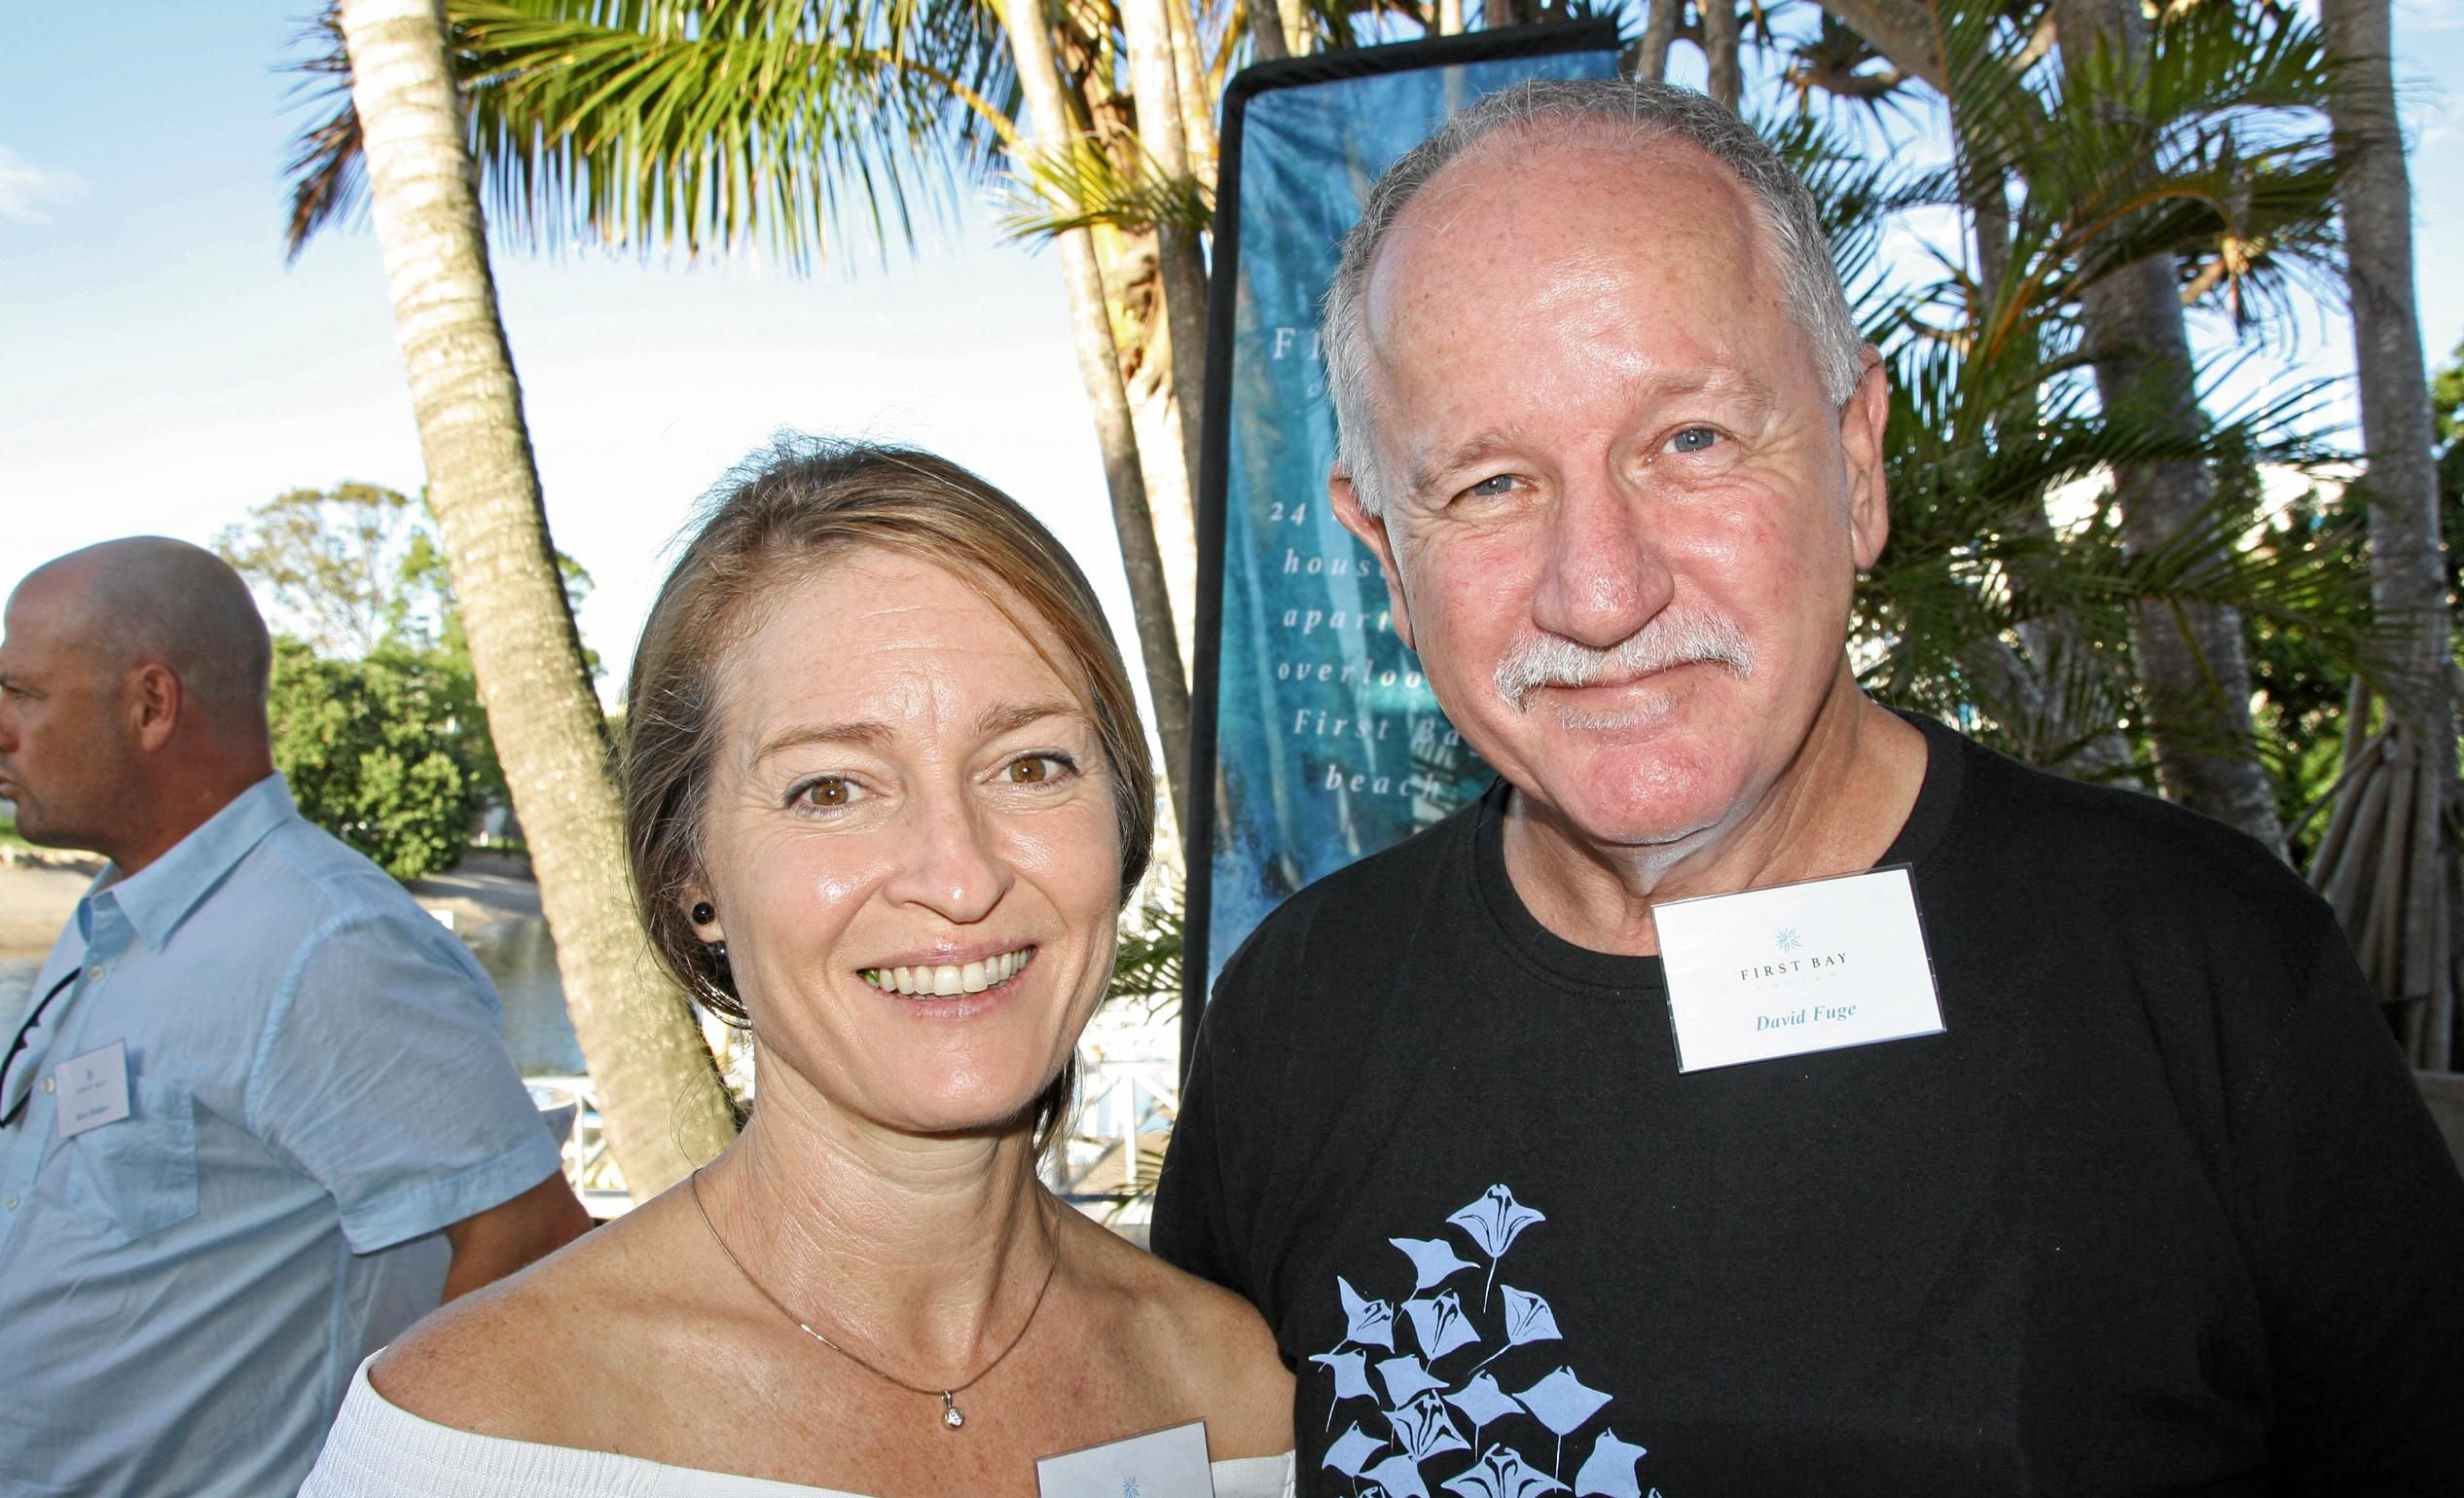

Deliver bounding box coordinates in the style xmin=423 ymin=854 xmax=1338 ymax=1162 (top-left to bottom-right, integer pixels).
xmin=268 ymin=636 xmax=493 ymax=878
xmin=216 ymin=483 xmax=424 ymax=657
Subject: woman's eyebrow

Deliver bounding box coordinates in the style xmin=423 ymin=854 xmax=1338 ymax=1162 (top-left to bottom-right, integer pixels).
xmin=750 ymin=718 xmax=893 ymax=766
xmin=976 ymin=699 xmax=1082 ymax=738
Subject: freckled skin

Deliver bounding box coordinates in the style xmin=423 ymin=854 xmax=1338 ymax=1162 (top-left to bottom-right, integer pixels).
xmin=690 ymin=549 xmax=1122 ymax=1141
xmin=1330 ymin=128 xmax=1910 ymax=935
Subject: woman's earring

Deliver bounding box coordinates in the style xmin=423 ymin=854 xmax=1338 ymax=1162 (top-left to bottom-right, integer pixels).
xmin=690 ymin=900 xmax=715 ymax=927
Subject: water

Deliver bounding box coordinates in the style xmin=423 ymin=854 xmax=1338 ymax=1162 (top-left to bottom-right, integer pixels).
xmin=0 ymin=914 xmax=584 ymax=1077
xmin=457 ymin=913 xmax=587 ymax=1076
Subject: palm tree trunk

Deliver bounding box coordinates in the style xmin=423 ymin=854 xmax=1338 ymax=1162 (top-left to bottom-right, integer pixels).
xmin=1166 ymin=0 xmax=1218 ymax=179
xmin=2320 ymin=0 xmax=2456 ymax=1063
xmin=1128 ymin=361 xmax=1202 ymax=684
xmin=1948 ymin=56 xmax=2139 ymax=786
xmin=1808 ymin=0 xmax=1948 ymax=92
xmin=1003 ymin=0 xmax=1194 ymax=824
xmin=1636 ymin=0 xmax=1682 ymax=82
xmin=1703 ymin=0 xmax=1743 ymax=109
xmin=1280 ymin=0 xmax=1312 ymax=58
xmin=1121 ymin=0 xmax=1211 ymax=507
xmin=336 ymin=0 xmax=736 ymax=1193
xmin=2052 ymin=0 xmax=2286 ymax=856
xmin=1248 ymin=0 xmax=1291 ymax=60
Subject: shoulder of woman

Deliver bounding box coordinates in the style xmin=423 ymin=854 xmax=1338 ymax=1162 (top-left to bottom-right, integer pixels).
xmin=1072 ymin=1222 xmax=1294 ymax=1457
xmin=371 ymin=1201 xmax=689 ymax=1443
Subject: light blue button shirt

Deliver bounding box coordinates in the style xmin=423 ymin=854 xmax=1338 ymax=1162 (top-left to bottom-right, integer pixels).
xmin=0 ymin=776 xmax=564 ymax=1497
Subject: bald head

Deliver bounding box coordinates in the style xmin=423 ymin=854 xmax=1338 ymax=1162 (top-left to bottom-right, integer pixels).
xmin=21 ymin=537 xmax=272 ymax=736
xmin=0 ymin=538 xmax=275 ymax=869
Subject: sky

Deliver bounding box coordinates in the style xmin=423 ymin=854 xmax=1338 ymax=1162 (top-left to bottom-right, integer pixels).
xmin=0 ymin=2 xmax=1133 ymax=696
xmin=3 ymin=1 xmax=2461 ymax=700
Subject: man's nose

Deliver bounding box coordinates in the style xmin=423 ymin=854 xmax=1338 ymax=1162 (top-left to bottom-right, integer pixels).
xmin=881 ymin=787 xmax=1013 ymax=926
xmin=1529 ymin=473 xmax=1673 ymax=649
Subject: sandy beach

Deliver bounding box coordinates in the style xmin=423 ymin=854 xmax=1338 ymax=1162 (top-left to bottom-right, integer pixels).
xmin=0 ymin=858 xmax=91 ymax=954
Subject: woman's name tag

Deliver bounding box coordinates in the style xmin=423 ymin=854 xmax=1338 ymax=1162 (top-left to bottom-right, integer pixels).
xmin=1036 ymin=1419 xmax=1214 ymax=1498
xmin=1655 ymin=866 xmax=1944 ymax=1073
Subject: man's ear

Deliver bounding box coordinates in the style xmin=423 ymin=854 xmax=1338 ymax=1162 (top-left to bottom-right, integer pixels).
xmin=1329 ymin=468 xmax=1418 ymax=653
xmin=1839 ymin=356 xmax=1891 ymax=570
xmin=126 ymin=664 xmax=182 ymax=752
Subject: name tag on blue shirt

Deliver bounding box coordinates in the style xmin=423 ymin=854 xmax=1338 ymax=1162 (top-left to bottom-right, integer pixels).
xmin=1037 ymin=1419 xmax=1214 ymax=1498
xmin=1657 ymin=866 xmax=1944 ymax=1073
xmin=56 ymin=1041 xmax=132 ymax=1138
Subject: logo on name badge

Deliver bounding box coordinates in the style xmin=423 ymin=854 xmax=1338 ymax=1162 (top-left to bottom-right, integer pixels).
xmin=55 ymin=1040 xmax=133 ymax=1139
xmin=1655 ymin=866 xmax=1944 ymax=1073
xmin=1035 ymin=1420 xmax=1213 ymax=1498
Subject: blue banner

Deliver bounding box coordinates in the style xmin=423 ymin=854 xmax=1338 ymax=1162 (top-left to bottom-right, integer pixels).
xmin=1191 ymin=29 xmax=1623 ymax=1003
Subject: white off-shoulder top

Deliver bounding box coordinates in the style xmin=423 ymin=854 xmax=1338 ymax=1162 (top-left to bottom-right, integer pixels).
xmin=303 ymin=1356 xmax=1296 ymax=1498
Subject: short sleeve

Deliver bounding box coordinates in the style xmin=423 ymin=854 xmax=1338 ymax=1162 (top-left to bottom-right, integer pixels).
xmin=2229 ymin=921 xmax=2464 ymax=1490
xmin=1152 ymin=986 xmax=1238 ymax=1290
xmin=248 ymin=914 xmax=563 ymax=1253
xmin=1152 ymin=925 xmax=1290 ymax=1307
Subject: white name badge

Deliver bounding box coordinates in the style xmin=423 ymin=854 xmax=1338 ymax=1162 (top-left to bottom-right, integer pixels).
xmin=1656 ymin=866 xmax=1943 ymax=1073
xmin=1037 ymin=1419 xmax=1214 ymax=1498
xmin=55 ymin=1040 xmax=132 ymax=1138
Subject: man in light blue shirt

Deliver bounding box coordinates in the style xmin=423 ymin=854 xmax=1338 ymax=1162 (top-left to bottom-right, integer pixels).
xmin=0 ymin=538 xmax=590 ymax=1496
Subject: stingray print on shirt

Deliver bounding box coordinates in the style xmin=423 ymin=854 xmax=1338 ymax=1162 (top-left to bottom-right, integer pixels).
xmin=1308 ymin=1184 xmax=1671 ymax=1498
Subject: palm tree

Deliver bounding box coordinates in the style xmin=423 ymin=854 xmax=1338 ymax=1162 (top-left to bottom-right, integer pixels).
xmin=998 ymin=0 xmax=1199 ymax=823
xmin=330 ymin=0 xmax=737 ymax=1192
xmin=2310 ymin=0 xmax=2458 ymax=1069
xmin=289 ymin=0 xmax=1210 ymax=827
xmin=1770 ymin=4 xmax=2376 ymax=821
xmin=1737 ymin=88 xmax=2369 ymax=786
xmin=2040 ymin=0 xmax=2282 ymax=854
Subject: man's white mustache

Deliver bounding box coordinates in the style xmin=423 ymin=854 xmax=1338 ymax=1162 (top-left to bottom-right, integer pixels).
xmin=1493 ymin=610 xmax=1757 ymax=712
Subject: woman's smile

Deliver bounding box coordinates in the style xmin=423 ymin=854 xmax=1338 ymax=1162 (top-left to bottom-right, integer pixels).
xmin=859 ymin=944 xmax=1035 ymax=998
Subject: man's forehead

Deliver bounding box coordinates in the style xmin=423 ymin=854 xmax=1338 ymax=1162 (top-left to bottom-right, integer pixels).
xmin=1356 ymin=126 xmax=1782 ymax=401
xmin=2 ymin=565 xmax=102 ymax=662
xmin=1389 ymin=125 xmax=1752 ymax=253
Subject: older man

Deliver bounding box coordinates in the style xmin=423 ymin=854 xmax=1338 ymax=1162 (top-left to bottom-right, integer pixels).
xmin=0 ymin=538 xmax=589 ymax=1497
xmin=1154 ymin=80 xmax=2464 ymax=1494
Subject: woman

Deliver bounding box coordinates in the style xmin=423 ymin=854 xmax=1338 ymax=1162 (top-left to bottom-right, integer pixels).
xmin=303 ymin=440 xmax=1295 ymax=1495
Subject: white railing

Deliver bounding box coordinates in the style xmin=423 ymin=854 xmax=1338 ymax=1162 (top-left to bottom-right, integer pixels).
xmin=531 ymin=1005 xmax=1184 ymax=1227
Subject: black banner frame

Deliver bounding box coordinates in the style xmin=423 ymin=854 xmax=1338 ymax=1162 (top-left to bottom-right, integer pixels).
xmin=1180 ymin=21 xmax=1626 ymax=1076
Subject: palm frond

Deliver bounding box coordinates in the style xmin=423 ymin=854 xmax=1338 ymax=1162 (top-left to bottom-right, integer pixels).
xmin=2024 ymin=4 xmax=2341 ymax=318
xmin=1860 ymin=326 xmax=2390 ymax=762
xmin=998 ymin=133 xmax=1212 ymax=241
xmin=449 ymin=0 xmax=1017 ymax=270
xmin=280 ymin=4 xmax=368 ymax=260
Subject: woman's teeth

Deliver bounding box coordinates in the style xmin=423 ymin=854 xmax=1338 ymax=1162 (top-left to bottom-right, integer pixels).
xmin=860 ymin=947 xmax=1033 ymax=997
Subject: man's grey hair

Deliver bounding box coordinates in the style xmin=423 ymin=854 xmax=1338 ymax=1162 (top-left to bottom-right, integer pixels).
xmin=1322 ymin=77 xmax=1869 ymax=515
xmin=34 ymin=537 xmax=272 ymax=734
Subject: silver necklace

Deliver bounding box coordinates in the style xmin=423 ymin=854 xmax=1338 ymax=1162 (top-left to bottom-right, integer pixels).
xmin=689 ymin=1167 xmax=1061 ymax=1431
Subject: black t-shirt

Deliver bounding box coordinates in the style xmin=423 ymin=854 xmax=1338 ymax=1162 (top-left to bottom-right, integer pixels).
xmin=1154 ymin=713 xmax=2464 ymax=1496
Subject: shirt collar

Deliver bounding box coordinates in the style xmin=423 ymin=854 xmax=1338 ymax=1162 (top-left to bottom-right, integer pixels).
xmin=100 ymin=775 xmax=298 ymax=951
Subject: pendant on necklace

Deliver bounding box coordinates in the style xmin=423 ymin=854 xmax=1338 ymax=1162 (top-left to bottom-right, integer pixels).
xmin=940 ymin=1391 xmax=964 ymax=1430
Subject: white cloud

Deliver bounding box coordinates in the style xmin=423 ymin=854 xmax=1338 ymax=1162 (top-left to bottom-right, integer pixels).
xmin=0 ymin=145 xmax=84 ymax=226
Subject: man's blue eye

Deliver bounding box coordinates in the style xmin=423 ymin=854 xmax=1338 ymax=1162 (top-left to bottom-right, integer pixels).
xmin=1672 ymin=427 xmax=1719 ymax=454
xmin=1468 ymin=474 xmax=1516 ymax=497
